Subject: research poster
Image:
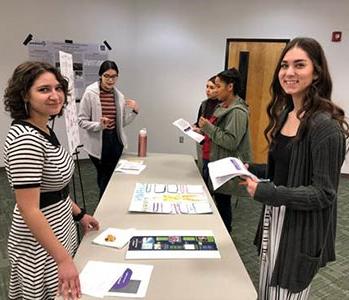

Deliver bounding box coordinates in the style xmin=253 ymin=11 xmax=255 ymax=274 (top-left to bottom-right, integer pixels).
xmin=59 ymin=51 xmax=80 ymax=154
xmin=28 ymin=40 xmax=108 ymax=100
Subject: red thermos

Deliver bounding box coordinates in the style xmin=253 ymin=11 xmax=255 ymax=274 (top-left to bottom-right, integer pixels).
xmin=138 ymin=128 xmax=147 ymax=157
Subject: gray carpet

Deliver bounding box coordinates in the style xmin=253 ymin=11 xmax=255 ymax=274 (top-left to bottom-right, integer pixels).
xmin=0 ymin=159 xmax=348 ymax=299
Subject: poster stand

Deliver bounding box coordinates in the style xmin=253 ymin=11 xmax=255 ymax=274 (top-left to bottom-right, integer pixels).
xmin=50 ymin=118 xmax=86 ymax=211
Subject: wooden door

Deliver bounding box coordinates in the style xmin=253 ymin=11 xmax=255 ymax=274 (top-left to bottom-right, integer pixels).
xmin=225 ymin=39 xmax=289 ymax=163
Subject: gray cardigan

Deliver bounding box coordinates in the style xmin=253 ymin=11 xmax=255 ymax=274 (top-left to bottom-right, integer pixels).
xmin=78 ymin=82 xmax=137 ymax=159
xmin=253 ymin=110 xmax=346 ymax=293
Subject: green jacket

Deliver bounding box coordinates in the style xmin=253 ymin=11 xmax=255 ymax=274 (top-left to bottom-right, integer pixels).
xmin=201 ymin=96 xmax=252 ymax=195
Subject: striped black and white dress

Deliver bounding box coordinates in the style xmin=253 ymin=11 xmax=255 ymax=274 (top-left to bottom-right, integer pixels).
xmin=4 ymin=121 xmax=78 ymax=300
xmin=258 ymin=134 xmax=311 ymax=300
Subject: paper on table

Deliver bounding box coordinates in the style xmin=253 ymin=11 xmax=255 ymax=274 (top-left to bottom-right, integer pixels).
xmin=126 ymin=230 xmax=220 ymax=260
xmin=115 ymin=160 xmax=146 ymax=175
xmin=92 ymin=228 xmax=135 ymax=249
xmin=208 ymin=157 xmax=258 ymax=190
xmin=80 ymin=261 xmax=124 ymax=298
xmin=80 ymin=261 xmax=154 ymax=298
xmin=172 ymin=118 xmax=205 ymax=143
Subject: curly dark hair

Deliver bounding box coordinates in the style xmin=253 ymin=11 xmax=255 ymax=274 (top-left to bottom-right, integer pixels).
xmin=265 ymin=37 xmax=349 ymax=144
xmin=3 ymin=61 xmax=69 ymax=120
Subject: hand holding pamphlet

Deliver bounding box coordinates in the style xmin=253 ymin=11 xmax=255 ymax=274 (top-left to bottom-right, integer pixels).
xmin=208 ymin=157 xmax=261 ymax=190
xmin=172 ymin=118 xmax=205 ymax=143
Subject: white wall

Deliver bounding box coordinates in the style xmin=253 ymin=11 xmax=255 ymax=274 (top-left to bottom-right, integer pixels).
xmin=1 ymin=0 xmax=348 ymax=172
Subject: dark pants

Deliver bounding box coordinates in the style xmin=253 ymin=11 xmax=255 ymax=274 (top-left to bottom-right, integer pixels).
xmin=202 ymin=159 xmax=210 ymax=187
xmin=214 ymin=193 xmax=232 ymax=233
xmin=89 ymin=129 xmax=123 ymax=199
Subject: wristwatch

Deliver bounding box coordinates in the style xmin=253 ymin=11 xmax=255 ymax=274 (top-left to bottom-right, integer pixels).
xmin=73 ymin=208 xmax=86 ymax=222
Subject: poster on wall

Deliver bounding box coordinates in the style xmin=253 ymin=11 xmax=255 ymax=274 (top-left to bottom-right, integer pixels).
xmin=28 ymin=40 xmax=108 ymax=100
xmin=59 ymin=51 xmax=80 ymax=154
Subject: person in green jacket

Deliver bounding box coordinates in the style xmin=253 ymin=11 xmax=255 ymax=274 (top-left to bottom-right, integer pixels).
xmin=198 ymin=68 xmax=252 ymax=233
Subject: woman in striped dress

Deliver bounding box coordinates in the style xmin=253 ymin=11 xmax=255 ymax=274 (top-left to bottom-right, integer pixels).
xmin=241 ymin=38 xmax=349 ymax=299
xmin=3 ymin=61 xmax=99 ymax=300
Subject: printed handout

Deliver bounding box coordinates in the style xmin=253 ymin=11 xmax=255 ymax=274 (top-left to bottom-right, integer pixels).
xmin=128 ymin=183 xmax=212 ymax=214
xmin=125 ymin=230 xmax=220 ymax=259
xmin=208 ymin=157 xmax=259 ymax=190
xmin=115 ymin=159 xmax=146 ymax=175
xmin=80 ymin=261 xmax=153 ymax=298
xmin=172 ymin=118 xmax=205 ymax=143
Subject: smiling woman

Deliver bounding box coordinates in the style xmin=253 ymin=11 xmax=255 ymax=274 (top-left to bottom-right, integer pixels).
xmin=240 ymin=37 xmax=349 ymax=300
xmin=3 ymin=61 xmax=99 ymax=300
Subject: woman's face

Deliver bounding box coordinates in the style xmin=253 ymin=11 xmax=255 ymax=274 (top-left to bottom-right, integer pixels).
xmin=214 ymin=76 xmax=232 ymax=102
xmin=206 ymin=81 xmax=218 ymax=99
xmin=100 ymin=68 xmax=118 ymax=91
xmin=278 ymin=47 xmax=315 ymax=100
xmin=26 ymin=71 xmax=65 ymax=119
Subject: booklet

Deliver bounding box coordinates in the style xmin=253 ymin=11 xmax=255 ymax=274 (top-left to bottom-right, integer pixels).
xmin=172 ymin=118 xmax=205 ymax=143
xmin=208 ymin=157 xmax=259 ymax=190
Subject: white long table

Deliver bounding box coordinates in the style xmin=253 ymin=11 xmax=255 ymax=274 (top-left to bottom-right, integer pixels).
xmin=70 ymin=153 xmax=257 ymax=299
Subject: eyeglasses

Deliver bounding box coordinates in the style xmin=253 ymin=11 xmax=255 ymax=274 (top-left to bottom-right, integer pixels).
xmin=102 ymin=74 xmax=118 ymax=80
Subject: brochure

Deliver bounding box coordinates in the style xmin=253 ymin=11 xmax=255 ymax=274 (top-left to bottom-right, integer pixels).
xmin=208 ymin=157 xmax=259 ymax=190
xmin=172 ymin=118 xmax=205 ymax=143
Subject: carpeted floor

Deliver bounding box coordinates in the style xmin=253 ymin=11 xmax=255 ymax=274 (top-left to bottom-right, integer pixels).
xmin=0 ymin=159 xmax=348 ymax=299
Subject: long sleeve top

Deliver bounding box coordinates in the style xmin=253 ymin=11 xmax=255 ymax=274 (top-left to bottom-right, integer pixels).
xmin=252 ymin=110 xmax=346 ymax=292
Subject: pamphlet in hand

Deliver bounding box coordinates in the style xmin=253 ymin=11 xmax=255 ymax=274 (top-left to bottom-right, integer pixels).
xmin=172 ymin=118 xmax=205 ymax=143
xmin=208 ymin=157 xmax=259 ymax=190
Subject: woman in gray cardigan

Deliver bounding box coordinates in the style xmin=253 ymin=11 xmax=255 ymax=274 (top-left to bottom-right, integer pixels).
xmin=78 ymin=61 xmax=139 ymax=199
xmin=241 ymin=38 xmax=349 ymax=299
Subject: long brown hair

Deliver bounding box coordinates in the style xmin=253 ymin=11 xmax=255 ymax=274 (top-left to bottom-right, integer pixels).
xmin=265 ymin=37 xmax=349 ymax=144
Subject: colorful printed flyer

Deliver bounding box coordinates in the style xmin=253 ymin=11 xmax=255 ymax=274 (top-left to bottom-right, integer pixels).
xmin=128 ymin=183 xmax=212 ymax=214
xmin=126 ymin=230 xmax=220 ymax=259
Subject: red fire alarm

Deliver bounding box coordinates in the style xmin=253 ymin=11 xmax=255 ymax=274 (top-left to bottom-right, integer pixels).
xmin=332 ymin=31 xmax=342 ymax=42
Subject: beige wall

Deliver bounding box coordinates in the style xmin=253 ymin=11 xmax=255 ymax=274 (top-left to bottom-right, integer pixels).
xmin=0 ymin=0 xmax=348 ymax=172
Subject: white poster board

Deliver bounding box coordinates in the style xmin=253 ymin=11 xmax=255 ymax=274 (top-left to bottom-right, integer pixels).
xmin=59 ymin=51 xmax=80 ymax=154
xmin=28 ymin=40 xmax=108 ymax=100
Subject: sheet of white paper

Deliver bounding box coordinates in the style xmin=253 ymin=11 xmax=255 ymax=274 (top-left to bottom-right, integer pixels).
xmin=80 ymin=261 xmax=153 ymax=298
xmin=115 ymin=160 xmax=146 ymax=175
xmin=172 ymin=118 xmax=205 ymax=143
xmin=93 ymin=228 xmax=135 ymax=249
xmin=208 ymin=157 xmax=258 ymax=190
xmin=80 ymin=261 xmax=124 ymax=298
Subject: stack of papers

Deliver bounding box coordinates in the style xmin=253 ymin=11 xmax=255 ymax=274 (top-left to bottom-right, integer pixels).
xmin=92 ymin=228 xmax=135 ymax=249
xmin=80 ymin=261 xmax=153 ymax=298
xmin=208 ymin=157 xmax=259 ymax=190
xmin=172 ymin=118 xmax=205 ymax=143
xmin=115 ymin=159 xmax=146 ymax=175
